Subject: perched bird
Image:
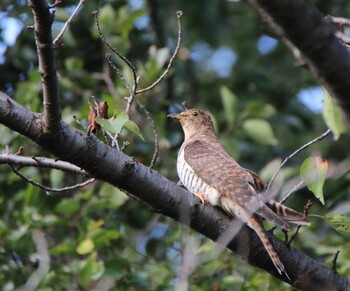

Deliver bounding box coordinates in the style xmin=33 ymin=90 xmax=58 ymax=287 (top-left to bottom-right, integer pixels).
xmin=168 ymin=105 xmax=309 ymax=278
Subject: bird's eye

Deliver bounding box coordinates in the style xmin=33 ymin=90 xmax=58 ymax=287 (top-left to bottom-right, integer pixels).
xmin=192 ymin=111 xmax=199 ymax=116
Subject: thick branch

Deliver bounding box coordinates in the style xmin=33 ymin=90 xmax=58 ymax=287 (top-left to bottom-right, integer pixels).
xmin=28 ymin=0 xmax=61 ymax=133
xmin=249 ymin=0 xmax=350 ymax=126
xmin=0 ymin=92 xmax=348 ymax=289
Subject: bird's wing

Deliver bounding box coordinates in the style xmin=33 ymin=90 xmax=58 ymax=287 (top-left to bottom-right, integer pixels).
xmin=184 ymin=140 xmax=289 ymax=230
xmin=243 ymin=168 xmax=267 ymax=193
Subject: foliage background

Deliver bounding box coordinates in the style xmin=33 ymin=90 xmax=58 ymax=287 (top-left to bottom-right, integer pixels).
xmin=0 ymin=0 xmax=350 ymax=289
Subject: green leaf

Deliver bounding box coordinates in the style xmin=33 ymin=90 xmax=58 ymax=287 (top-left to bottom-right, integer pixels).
xmin=322 ymin=89 xmax=346 ymax=140
xmin=49 ymin=241 xmax=76 ymax=255
xmin=93 ymin=229 xmax=121 ymax=246
xmin=114 ymin=111 xmax=130 ymax=133
xmin=76 ymin=237 xmax=95 ymax=255
xmin=97 ymin=111 xmax=144 ymax=141
xmin=242 ymin=118 xmax=278 ymax=146
xmin=245 ymin=101 xmax=276 ymax=118
xmin=153 ymin=47 xmax=170 ymax=68
xmin=87 ymin=219 xmax=105 ymax=232
xmin=116 ymin=7 xmax=145 ymax=36
xmin=78 ymin=252 xmax=103 ymax=288
xmin=98 ymin=5 xmax=116 ymax=29
xmin=95 ymin=117 xmax=117 ymax=133
xmin=322 ymin=214 xmax=350 ymax=238
xmin=220 ymin=85 xmax=238 ymax=126
xmin=99 ymin=184 xmax=129 ymax=208
xmin=55 ymin=199 xmax=80 ymax=214
xmin=64 ymin=57 xmax=83 ymax=72
xmin=96 ymin=111 xmax=129 ymax=135
xmin=300 ymin=156 xmax=328 ymax=205
xmin=124 ymin=119 xmax=145 ymax=141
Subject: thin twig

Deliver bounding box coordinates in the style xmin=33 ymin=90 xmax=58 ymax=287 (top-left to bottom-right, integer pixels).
xmin=121 ymin=140 xmax=130 ymax=152
xmin=53 ymin=0 xmax=85 ymax=45
xmin=136 ymin=98 xmax=159 ymax=168
xmin=89 ymin=96 xmax=120 ymax=149
xmin=104 ymin=130 xmax=120 ymax=150
xmin=92 ymin=10 xmax=138 ymax=90
xmin=18 ymin=230 xmax=50 ymax=291
xmin=92 ymin=71 xmax=119 ymax=98
xmin=125 ymin=76 xmax=139 ymax=114
xmin=9 ymin=164 xmax=95 ymax=193
xmin=136 ymin=10 xmax=183 ymax=94
xmin=279 ymin=180 xmax=304 ymax=204
xmin=105 ymin=53 xmax=133 ymax=98
xmin=267 ymin=128 xmax=332 ymax=194
xmin=0 ymin=152 xmax=89 ymax=176
xmin=303 ymin=199 xmax=313 ymax=217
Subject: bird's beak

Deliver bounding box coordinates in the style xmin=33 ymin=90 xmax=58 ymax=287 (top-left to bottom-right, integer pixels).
xmin=167 ymin=113 xmax=182 ymax=120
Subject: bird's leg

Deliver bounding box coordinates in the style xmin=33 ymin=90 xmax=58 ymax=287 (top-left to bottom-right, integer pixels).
xmin=286 ymin=225 xmax=302 ymax=247
xmin=267 ymin=226 xmax=277 ymax=235
xmin=195 ymin=192 xmax=207 ymax=204
xmin=282 ymin=229 xmax=289 ymax=243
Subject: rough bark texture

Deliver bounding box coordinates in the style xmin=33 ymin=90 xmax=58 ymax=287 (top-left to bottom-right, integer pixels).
xmin=28 ymin=0 xmax=60 ymax=133
xmin=0 ymin=92 xmax=349 ymax=289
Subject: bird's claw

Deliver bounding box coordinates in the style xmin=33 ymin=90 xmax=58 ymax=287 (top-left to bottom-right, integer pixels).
xmin=196 ymin=192 xmax=208 ymax=204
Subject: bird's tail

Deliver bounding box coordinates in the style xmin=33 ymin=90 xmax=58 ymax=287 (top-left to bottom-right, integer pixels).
xmin=267 ymin=201 xmax=310 ymax=226
xmin=249 ymin=215 xmax=290 ymax=280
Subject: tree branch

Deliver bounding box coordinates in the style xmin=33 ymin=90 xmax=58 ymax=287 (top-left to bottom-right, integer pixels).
xmin=0 ymin=153 xmax=89 ymax=176
xmin=28 ymin=0 xmax=61 ymax=134
xmin=249 ymin=0 xmax=350 ymax=128
xmin=0 ymin=92 xmax=348 ymax=289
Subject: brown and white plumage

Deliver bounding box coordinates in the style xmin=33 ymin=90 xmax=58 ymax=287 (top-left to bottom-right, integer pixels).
xmin=168 ymin=107 xmax=309 ymax=278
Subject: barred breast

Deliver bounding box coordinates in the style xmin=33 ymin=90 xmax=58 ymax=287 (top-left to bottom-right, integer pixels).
xmin=177 ymin=145 xmax=222 ymax=206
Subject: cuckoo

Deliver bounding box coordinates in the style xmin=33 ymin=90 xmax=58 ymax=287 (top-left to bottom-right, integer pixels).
xmin=168 ymin=106 xmax=309 ymax=278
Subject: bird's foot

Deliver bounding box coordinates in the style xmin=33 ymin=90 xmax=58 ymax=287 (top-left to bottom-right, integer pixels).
xmin=267 ymin=226 xmax=277 ymax=235
xmin=195 ymin=192 xmax=208 ymax=204
xmin=286 ymin=225 xmax=302 ymax=247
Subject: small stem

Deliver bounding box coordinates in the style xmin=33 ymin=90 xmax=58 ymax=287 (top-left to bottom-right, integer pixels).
xmin=267 ymin=129 xmax=331 ymax=194
xmin=53 ymin=0 xmax=85 ymax=45
xmin=136 ymin=10 xmax=183 ymax=94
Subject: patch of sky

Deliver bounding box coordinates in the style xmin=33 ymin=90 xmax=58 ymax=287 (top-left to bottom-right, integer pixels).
xmin=0 ymin=14 xmax=24 ymax=63
xmin=65 ymin=5 xmax=77 ymax=13
xmin=128 ymin=0 xmax=145 ymax=10
xmin=207 ymin=46 xmax=236 ymax=77
xmin=127 ymin=0 xmax=149 ymax=30
xmin=191 ymin=42 xmax=236 ymax=78
xmin=190 ymin=41 xmax=213 ymax=62
xmin=1 ymin=15 xmax=23 ymax=46
xmin=257 ymin=35 xmax=277 ymax=55
xmin=135 ymin=15 xmax=150 ymax=30
xmin=136 ymin=223 xmax=169 ymax=255
xmin=297 ymin=86 xmax=324 ymax=113
xmin=19 ymin=13 xmax=28 ymax=22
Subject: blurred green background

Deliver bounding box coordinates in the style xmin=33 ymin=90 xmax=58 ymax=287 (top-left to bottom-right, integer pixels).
xmin=0 ymin=0 xmax=349 ymax=289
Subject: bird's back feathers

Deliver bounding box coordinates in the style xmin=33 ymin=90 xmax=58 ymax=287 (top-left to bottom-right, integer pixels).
xmin=183 ymin=139 xmax=308 ymax=229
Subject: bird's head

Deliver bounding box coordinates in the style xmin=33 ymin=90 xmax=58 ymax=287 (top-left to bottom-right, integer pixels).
xmin=167 ymin=104 xmax=216 ymax=139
